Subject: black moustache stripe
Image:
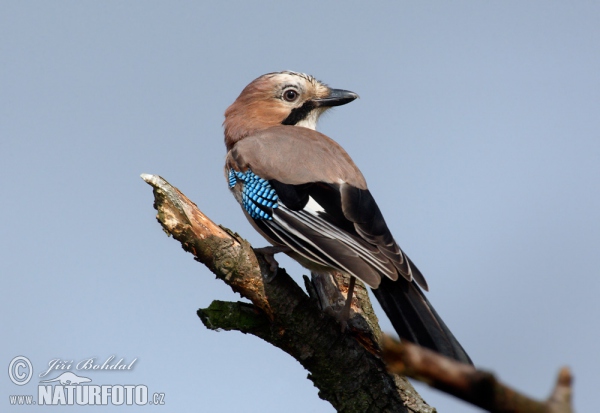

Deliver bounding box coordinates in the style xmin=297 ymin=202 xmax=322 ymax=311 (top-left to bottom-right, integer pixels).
xmin=281 ymin=100 xmax=316 ymax=126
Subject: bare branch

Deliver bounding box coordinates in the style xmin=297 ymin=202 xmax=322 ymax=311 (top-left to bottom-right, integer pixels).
xmin=142 ymin=174 xmax=432 ymax=413
xmin=381 ymin=335 xmax=574 ymax=413
xmin=142 ymin=174 xmax=575 ymax=413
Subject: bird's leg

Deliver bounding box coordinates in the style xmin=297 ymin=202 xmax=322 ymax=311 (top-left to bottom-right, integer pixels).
xmin=311 ymin=272 xmax=358 ymax=332
xmin=253 ymin=245 xmax=292 ymax=282
xmin=339 ymin=276 xmax=356 ymax=332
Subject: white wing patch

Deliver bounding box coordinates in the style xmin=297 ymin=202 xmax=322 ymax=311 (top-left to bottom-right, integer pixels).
xmin=264 ymin=202 xmax=399 ymax=288
xmin=305 ymin=196 xmax=325 ymax=213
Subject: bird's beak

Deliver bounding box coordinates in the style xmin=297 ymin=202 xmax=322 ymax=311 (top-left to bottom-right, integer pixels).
xmin=313 ymin=88 xmax=359 ymax=108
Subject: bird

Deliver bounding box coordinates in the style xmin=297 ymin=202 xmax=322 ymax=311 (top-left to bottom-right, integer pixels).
xmin=223 ymin=71 xmax=472 ymax=365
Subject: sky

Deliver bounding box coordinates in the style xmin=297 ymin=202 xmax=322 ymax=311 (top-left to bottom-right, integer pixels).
xmin=1 ymin=1 xmax=599 ymax=412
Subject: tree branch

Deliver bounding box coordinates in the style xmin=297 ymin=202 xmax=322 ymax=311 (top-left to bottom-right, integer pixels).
xmin=142 ymin=174 xmax=575 ymax=413
xmin=381 ymin=335 xmax=573 ymax=413
xmin=141 ymin=174 xmax=431 ymax=413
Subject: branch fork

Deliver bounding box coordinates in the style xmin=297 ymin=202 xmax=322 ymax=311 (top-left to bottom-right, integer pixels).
xmin=142 ymin=173 xmax=574 ymax=413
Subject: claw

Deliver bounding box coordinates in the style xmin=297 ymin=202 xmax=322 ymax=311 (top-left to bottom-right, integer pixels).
xmin=253 ymin=246 xmax=291 ymax=282
xmin=339 ymin=277 xmax=356 ymax=332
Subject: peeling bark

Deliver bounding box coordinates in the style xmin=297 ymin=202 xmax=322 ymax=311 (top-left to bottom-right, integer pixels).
xmin=142 ymin=174 xmax=430 ymax=413
xmin=142 ymin=174 xmax=575 ymax=413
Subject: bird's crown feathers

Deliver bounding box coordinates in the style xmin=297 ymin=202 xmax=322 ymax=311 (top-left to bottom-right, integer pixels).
xmin=223 ymin=71 xmax=333 ymax=150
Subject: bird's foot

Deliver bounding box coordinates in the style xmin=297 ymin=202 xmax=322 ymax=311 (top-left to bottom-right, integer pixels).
xmin=311 ymin=272 xmax=358 ymax=332
xmin=253 ymin=246 xmax=291 ymax=282
xmin=338 ymin=277 xmax=356 ymax=332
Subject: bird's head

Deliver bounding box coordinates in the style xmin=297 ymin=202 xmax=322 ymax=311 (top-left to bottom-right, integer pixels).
xmin=224 ymin=71 xmax=358 ymax=150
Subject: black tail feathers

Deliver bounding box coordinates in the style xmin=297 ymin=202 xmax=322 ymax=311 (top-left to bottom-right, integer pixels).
xmin=372 ymin=276 xmax=472 ymax=365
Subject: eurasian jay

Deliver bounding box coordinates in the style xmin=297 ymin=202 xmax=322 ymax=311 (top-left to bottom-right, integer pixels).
xmin=224 ymin=71 xmax=472 ymax=365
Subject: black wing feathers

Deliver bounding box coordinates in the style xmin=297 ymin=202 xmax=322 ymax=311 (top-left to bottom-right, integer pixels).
xmin=266 ymin=180 xmax=419 ymax=283
xmin=341 ymin=185 xmax=420 ymax=286
xmin=251 ymin=179 xmax=468 ymax=363
xmin=269 ymin=180 xmax=311 ymax=211
xmin=373 ymin=276 xmax=472 ymax=365
xmin=272 ymin=181 xmax=357 ymax=233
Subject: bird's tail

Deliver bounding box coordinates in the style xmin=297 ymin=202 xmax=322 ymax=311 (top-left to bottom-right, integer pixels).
xmin=372 ymin=275 xmax=472 ymax=365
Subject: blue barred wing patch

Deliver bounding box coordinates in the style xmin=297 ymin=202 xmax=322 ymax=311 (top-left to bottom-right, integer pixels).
xmin=228 ymin=169 xmax=278 ymax=220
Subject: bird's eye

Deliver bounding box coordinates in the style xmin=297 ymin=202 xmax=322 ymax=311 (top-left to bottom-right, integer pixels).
xmin=283 ymin=89 xmax=299 ymax=102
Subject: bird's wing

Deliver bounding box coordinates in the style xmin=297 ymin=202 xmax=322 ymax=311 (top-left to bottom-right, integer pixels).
xmin=226 ymin=125 xmax=368 ymax=188
xmin=226 ymin=125 xmax=428 ymax=290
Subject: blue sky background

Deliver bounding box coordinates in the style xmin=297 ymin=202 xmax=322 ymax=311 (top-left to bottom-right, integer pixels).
xmin=2 ymin=2 xmax=599 ymax=412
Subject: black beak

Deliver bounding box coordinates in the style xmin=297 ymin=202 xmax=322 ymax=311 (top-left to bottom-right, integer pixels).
xmin=313 ymin=88 xmax=359 ymax=108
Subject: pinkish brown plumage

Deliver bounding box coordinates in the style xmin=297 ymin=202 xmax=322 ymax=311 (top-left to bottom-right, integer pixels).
xmin=223 ymin=71 xmax=472 ymax=364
